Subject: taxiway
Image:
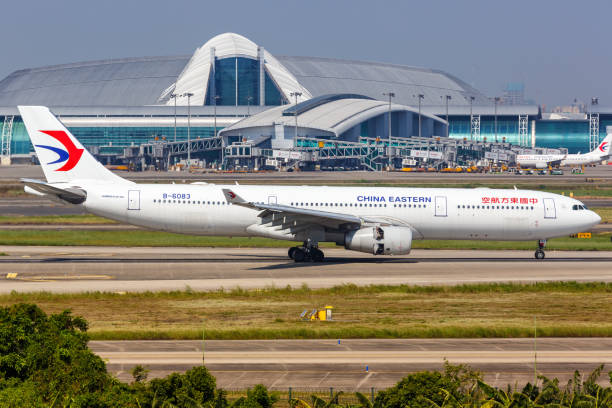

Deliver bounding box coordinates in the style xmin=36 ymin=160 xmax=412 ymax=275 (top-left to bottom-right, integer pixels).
xmin=90 ymin=338 xmax=612 ymax=388
xmin=1 ymin=246 xmax=611 ymax=293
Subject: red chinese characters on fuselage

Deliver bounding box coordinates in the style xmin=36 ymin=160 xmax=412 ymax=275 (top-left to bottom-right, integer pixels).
xmin=481 ymin=197 xmax=538 ymax=205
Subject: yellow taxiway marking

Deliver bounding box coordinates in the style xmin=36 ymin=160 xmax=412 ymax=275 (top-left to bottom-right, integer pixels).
xmin=6 ymin=273 xmax=18 ymax=279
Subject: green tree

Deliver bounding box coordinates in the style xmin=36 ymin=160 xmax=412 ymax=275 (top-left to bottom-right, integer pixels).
xmin=233 ymin=385 xmax=279 ymax=408
xmin=0 ymin=303 xmax=121 ymax=404
xmin=373 ymin=362 xmax=481 ymax=408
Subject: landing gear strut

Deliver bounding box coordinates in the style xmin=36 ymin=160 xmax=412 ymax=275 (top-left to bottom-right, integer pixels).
xmin=534 ymin=239 xmax=546 ymax=260
xmin=288 ymin=239 xmax=325 ymax=263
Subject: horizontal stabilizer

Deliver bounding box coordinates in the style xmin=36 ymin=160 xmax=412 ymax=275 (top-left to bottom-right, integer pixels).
xmin=21 ymin=178 xmax=86 ymax=204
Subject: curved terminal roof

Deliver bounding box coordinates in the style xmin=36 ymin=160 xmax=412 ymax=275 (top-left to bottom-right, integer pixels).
xmin=282 ymin=93 xmax=374 ymax=116
xmin=0 ymin=56 xmax=187 ymax=107
xmin=0 ymin=33 xmax=491 ymax=109
xmin=166 ymin=33 xmax=312 ymax=106
xmin=220 ymin=95 xmax=446 ymax=138
xmin=278 ymin=55 xmax=490 ymax=107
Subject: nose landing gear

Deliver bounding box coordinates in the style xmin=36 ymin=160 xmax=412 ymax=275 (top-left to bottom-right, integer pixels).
xmin=288 ymin=239 xmax=325 ymax=263
xmin=534 ymin=239 xmax=546 ymax=260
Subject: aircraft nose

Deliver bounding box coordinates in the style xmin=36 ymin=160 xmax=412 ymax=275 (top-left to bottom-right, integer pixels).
xmin=588 ymin=210 xmax=601 ymax=227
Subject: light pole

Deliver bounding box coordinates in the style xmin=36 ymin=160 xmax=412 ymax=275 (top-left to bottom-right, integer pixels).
xmin=494 ymin=96 xmax=500 ymax=143
xmin=183 ymin=92 xmax=194 ymax=171
xmin=213 ymin=95 xmax=221 ymax=169
xmin=247 ymin=96 xmax=253 ymax=117
xmin=170 ymin=93 xmax=178 ymax=142
xmin=469 ymin=96 xmax=475 ymax=141
xmin=444 ymin=95 xmax=451 ymax=138
xmin=417 ymin=94 xmax=424 ymax=138
xmin=290 ymin=91 xmax=302 ymax=148
xmin=383 ymin=92 xmax=395 ymax=170
xmin=213 ymin=95 xmax=220 ymax=138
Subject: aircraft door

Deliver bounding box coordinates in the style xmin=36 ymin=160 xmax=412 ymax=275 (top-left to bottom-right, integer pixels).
xmin=434 ymin=196 xmax=447 ymax=217
xmin=268 ymin=195 xmax=277 ymax=205
xmin=543 ymin=198 xmax=556 ymax=219
xmin=128 ymin=190 xmax=140 ymax=210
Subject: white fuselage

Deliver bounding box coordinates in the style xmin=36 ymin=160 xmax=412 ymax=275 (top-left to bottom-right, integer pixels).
xmin=517 ymin=153 xmax=604 ymax=169
xmin=79 ymin=183 xmax=600 ymax=243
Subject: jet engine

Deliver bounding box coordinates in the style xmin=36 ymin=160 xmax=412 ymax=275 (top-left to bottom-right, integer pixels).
xmin=344 ymin=226 xmax=412 ymax=255
xmin=535 ymin=162 xmax=547 ymax=169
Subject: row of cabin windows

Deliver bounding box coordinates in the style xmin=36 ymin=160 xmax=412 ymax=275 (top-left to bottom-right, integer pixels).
xmin=153 ymin=199 xmax=229 ymax=205
xmin=151 ymin=199 xmax=430 ymax=209
xmin=458 ymin=204 xmax=535 ymax=210
xmin=290 ymin=202 xmax=427 ymax=209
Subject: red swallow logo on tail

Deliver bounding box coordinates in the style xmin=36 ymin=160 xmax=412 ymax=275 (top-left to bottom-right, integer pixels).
xmin=35 ymin=130 xmax=84 ymax=171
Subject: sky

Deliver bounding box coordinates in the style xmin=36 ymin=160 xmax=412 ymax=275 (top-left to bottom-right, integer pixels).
xmin=1 ymin=0 xmax=610 ymax=107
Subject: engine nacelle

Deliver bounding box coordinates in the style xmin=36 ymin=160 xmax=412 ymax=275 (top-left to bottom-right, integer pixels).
xmin=344 ymin=226 xmax=412 ymax=255
xmin=535 ymin=162 xmax=547 ymax=169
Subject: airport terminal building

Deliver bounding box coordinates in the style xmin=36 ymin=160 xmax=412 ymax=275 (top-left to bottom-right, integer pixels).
xmin=0 ymin=33 xmax=608 ymax=169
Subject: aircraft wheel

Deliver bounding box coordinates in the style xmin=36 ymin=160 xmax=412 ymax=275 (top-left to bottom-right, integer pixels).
xmin=312 ymin=248 xmax=324 ymax=262
xmin=288 ymin=247 xmax=298 ymax=259
xmin=534 ymin=249 xmax=545 ymax=260
xmin=293 ymin=248 xmax=306 ymax=263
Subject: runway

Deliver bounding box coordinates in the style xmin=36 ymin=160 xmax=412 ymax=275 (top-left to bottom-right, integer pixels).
xmin=90 ymin=338 xmax=612 ymax=388
xmin=1 ymin=246 xmax=611 ymax=293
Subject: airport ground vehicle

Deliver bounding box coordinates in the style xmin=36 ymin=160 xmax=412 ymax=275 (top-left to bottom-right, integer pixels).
xmin=19 ymin=106 xmax=601 ymax=261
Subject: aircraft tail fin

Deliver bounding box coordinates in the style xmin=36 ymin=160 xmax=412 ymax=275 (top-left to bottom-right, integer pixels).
xmin=18 ymin=106 xmax=128 ymax=184
xmin=594 ymin=132 xmax=612 ymax=157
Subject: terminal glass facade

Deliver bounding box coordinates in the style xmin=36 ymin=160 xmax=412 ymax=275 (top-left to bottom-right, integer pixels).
xmin=5 ymin=115 xmax=611 ymax=157
xmin=449 ymin=115 xmax=612 ymax=153
xmin=5 ymin=117 xmax=216 ymax=156
xmin=449 ymin=117 xmax=531 ymax=145
xmin=205 ymin=57 xmax=285 ymax=107
xmin=534 ymin=121 xmax=588 ymax=153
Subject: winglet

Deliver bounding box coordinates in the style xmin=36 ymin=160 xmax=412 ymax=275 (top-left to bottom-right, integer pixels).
xmin=222 ymin=188 xmax=247 ymax=205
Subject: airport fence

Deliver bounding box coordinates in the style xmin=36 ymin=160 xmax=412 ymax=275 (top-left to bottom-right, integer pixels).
xmin=225 ymin=387 xmax=377 ymax=407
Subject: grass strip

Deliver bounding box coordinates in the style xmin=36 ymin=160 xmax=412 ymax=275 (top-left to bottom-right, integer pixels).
xmin=87 ymin=326 xmax=612 ymax=341
xmin=2 ymin=282 xmax=610 ymax=340
xmin=0 ymin=229 xmax=610 ymax=250
xmin=0 ymin=214 xmax=116 ymax=225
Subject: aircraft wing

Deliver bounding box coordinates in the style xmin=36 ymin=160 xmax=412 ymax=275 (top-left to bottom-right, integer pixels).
xmin=221 ymin=188 xmax=403 ymax=231
xmin=21 ymin=178 xmax=87 ymax=204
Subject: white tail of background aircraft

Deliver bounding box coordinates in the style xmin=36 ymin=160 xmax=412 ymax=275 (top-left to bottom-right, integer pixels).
xmin=587 ymin=133 xmax=611 ymax=158
xmin=516 ymin=131 xmax=612 ymax=169
xmin=18 ymin=106 xmax=601 ymax=261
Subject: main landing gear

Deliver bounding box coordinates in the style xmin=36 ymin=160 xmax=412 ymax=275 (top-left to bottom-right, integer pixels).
xmin=288 ymin=240 xmax=325 ymax=263
xmin=534 ymin=239 xmax=546 ymax=260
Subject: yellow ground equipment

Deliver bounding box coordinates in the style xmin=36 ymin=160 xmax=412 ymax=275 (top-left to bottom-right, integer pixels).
xmin=300 ymin=306 xmax=333 ymax=321
xmin=570 ymin=233 xmax=592 ymax=239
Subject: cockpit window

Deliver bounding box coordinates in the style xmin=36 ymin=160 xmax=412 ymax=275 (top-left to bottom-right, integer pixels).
xmin=572 ymin=204 xmax=587 ymax=210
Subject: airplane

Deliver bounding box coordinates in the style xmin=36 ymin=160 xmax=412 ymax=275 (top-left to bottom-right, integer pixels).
xmin=516 ymin=133 xmax=611 ymax=169
xmin=18 ymin=106 xmax=601 ymax=261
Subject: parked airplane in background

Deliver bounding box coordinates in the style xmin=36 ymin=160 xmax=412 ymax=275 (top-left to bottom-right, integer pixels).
xmin=19 ymin=106 xmax=601 ymax=261
xmin=516 ymin=133 xmax=611 ymax=169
